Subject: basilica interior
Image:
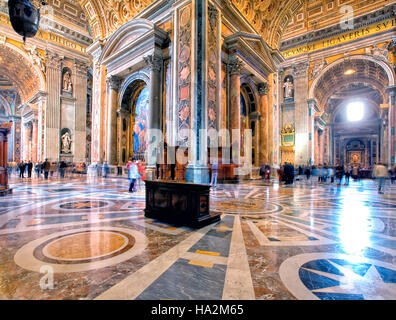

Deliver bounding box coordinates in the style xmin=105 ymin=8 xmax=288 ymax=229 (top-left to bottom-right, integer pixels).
xmin=0 ymin=0 xmax=395 ymax=302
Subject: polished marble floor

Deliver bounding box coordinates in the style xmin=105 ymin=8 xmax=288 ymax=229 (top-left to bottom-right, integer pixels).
xmin=0 ymin=174 xmax=396 ymax=300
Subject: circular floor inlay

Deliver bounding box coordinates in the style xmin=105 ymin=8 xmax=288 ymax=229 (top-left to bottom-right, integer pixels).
xmin=44 ymin=231 xmax=129 ymax=261
xmin=59 ymin=200 xmax=109 ymax=210
xmin=211 ymin=199 xmax=282 ymax=215
xmin=279 ymin=253 xmax=396 ymax=300
xmin=14 ymin=226 xmax=147 ymax=273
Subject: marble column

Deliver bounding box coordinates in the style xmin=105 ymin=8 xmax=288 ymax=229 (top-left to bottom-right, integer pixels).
xmin=386 ymin=86 xmax=396 ymax=165
xmin=144 ymin=54 xmax=163 ymax=180
xmin=45 ymin=51 xmax=63 ymax=161
xmin=228 ymin=55 xmax=244 ymax=166
xmin=74 ymin=61 xmax=89 ymax=163
xmin=293 ymin=62 xmax=309 ymax=166
xmin=32 ymin=119 xmax=38 ymax=162
xmin=0 ymin=125 xmax=12 ymax=195
xmin=106 ymin=75 xmax=121 ymax=165
xmin=258 ymin=83 xmax=269 ymax=165
xmin=185 ymin=0 xmax=211 ymax=184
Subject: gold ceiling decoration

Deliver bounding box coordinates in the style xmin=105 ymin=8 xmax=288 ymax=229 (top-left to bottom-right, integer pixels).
xmin=232 ymin=0 xmax=304 ymax=48
xmin=79 ymin=0 xmax=155 ymax=40
xmin=0 ymin=45 xmax=42 ymax=103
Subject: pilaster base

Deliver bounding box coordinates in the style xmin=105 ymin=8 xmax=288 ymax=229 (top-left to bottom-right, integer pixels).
xmin=0 ymin=188 xmax=12 ymax=196
xmin=145 ymin=166 xmax=156 ymax=181
xmin=185 ymin=165 xmax=210 ymax=184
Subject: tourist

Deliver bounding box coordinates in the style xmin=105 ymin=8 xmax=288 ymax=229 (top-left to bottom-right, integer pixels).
xmin=304 ymin=166 xmax=311 ymax=182
xmin=283 ymin=162 xmax=295 ymax=185
xmin=264 ymin=164 xmax=271 ymax=181
xmin=372 ymin=162 xmax=389 ymax=194
xmin=391 ymin=163 xmax=396 ymax=185
xmin=102 ymin=161 xmax=109 ymax=178
xmin=27 ymin=161 xmax=33 ymax=178
xmin=18 ymin=161 xmax=25 ymax=178
xmin=59 ymin=161 xmax=67 ymax=178
xmin=345 ymin=164 xmax=352 ymax=185
xmin=34 ymin=162 xmax=41 ymax=178
xmin=211 ymin=162 xmax=218 ymax=189
xmin=43 ymin=159 xmax=50 ymax=180
xmin=335 ymin=163 xmax=344 ymax=185
xmin=127 ymin=157 xmax=140 ymax=193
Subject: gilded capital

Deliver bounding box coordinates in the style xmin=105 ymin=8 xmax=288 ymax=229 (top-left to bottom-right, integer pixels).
xmin=258 ymin=83 xmax=269 ymax=96
xmin=144 ymin=55 xmax=163 ymax=72
xmin=228 ymin=55 xmax=244 ymax=75
xmin=106 ymin=75 xmax=121 ymax=91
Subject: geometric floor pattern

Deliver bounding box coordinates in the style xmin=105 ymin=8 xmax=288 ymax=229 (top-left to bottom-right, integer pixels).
xmin=1 ymin=175 xmax=395 ymax=300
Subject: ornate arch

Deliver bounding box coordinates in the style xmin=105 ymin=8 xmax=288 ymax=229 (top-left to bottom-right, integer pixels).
xmin=119 ymin=71 xmax=150 ymax=108
xmin=309 ymin=55 xmax=396 ymax=109
xmin=0 ymin=43 xmax=45 ymax=103
xmin=0 ymin=95 xmax=12 ymax=116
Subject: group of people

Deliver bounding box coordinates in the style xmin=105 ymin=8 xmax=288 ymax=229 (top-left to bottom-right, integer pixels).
xmin=10 ymin=160 xmax=88 ymax=180
xmin=126 ymin=158 xmax=146 ymax=193
xmin=271 ymin=162 xmax=396 ymax=193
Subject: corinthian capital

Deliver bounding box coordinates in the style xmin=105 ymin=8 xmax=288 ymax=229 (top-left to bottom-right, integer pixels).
xmin=258 ymin=83 xmax=269 ymax=96
xmin=228 ymin=55 xmax=244 ymax=75
xmin=144 ymin=55 xmax=163 ymax=72
xmin=292 ymin=62 xmax=309 ymax=79
xmin=45 ymin=50 xmax=63 ymax=70
xmin=106 ymin=75 xmax=121 ymax=91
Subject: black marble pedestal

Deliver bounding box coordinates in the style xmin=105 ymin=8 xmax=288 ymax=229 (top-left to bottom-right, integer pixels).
xmin=144 ymin=180 xmax=220 ymax=228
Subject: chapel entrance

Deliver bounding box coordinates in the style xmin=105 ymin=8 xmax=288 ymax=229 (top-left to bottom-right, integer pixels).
xmin=118 ymin=80 xmax=149 ymax=164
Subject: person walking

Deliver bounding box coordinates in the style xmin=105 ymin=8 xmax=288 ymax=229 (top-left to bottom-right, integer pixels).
xmin=211 ymin=162 xmax=218 ymax=189
xmin=43 ymin=159 xmax=50 ymax=180
xmin=127 ymin=158 xmax=140 ymax=193
xmin=372 ymin=162 xmax=389 ymax=194
xmin=59 ymin=161 xmax=67 ymax=178
xmin=345 ymin=164 xmax=352 ymax=185
xmin=305 ymin=166 xmax=311 ymax=182
xmin=102 ymin=161 xmax=109 ymax=178
xmin=18 ymin=161 xmax=24 ymax=178
xmin=27 ymin=161 xmax=33 ymax=178
xmin=335 ymin=163 xmax=344 ymax=185
xmin=283 ymin=162 xmax=295 ymax=185
xmin=390 ymin=163 xmax=396 ymax=185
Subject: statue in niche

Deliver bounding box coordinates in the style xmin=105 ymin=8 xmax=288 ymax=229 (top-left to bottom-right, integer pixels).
xmin=283 ymin=77 xmax=294 ymax=101
xmin=61 ymin=131 xmax=72 ymax=154
xmin=63 ymin=71 xmax=73 ymax=93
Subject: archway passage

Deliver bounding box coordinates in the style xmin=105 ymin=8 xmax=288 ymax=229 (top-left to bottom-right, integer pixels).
xmin=119 ymin=80 xmax=149 ymax=164
xmin=312 ymin=57 xmax=392 ymax=170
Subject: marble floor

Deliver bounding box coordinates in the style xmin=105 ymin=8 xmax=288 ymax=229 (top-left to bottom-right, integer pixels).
xmin=0 ymin=174 xmax=395 ymax=300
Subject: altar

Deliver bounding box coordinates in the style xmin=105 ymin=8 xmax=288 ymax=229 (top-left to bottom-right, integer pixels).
xmin=144 ymin=180 xmax=220 ymax=228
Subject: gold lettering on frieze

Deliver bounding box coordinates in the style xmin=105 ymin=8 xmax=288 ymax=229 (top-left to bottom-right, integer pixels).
xmin=0 ymin=12 xmax=86 ymax=53
xmin=282 ymin=18 xmax=396 ymax=59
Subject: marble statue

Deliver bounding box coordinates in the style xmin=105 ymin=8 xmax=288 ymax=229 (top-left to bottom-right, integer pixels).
xmin=63 ymin=71 xmax=73 ymax=92
xmin=283 ymin=78 xmax=294 ymax=100
xmin=61 ymin=131 xmax=72 ymax=153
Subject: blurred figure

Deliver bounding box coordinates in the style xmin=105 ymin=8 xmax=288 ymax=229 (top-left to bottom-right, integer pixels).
xmin=390 ymin=163 xmax=396 ymax=185
xmin=305 ymin=166 xmax=311 ymax=182
xmin=18 ymin=161 xmax=25 ymax=178
xmin=59 ymin=161 xmax=67 ymax=178
xmin=345 ymin=164 xmax=352 ymax=185
xmin=211 ymin=162 xmax=218 ymax=189
xmin=335 ymin=163 xmax=344 ymax=185
xmin=127 ymin=157 xmax=140 ymax=193
xmin=372 ymin=162 xmax=388 ymax=194
xmin=102 ymin=161 xmax=109 ymax=178
xmin=43 ymin=159 xmax=50 ymax=180
xmin=283 ymin=162 xmax=295 ymax=185
xmin=27 ymin=161 xmax=33 ymax=178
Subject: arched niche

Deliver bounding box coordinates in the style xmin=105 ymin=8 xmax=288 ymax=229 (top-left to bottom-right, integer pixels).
xmin=240 ymin=83 xmax=260 ymax=166
xmin=117 ymin=76 xmax=149 ymax=164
